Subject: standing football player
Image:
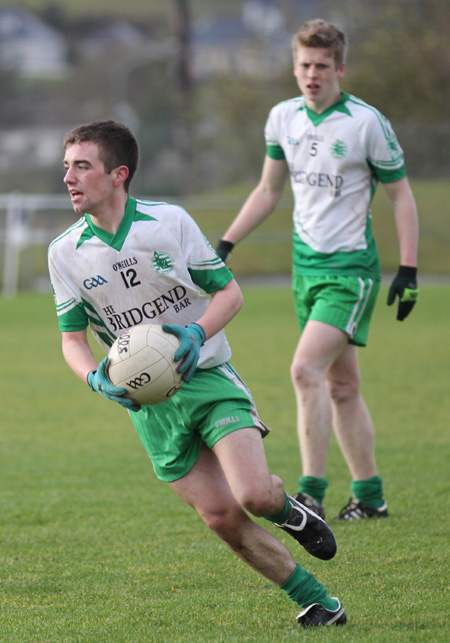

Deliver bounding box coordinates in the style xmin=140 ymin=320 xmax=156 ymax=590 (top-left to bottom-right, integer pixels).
xmin=217 ymin=19 xmax=419 ymax=521
xmin=48 ymin=119 xmax=346 ymax=628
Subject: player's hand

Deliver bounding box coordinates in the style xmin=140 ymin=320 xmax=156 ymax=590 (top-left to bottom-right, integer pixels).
xmin=162 ymin=323 xmax=206 ymax=383
xmin=216 ymin=239 xmax=235 ymax=264
xmin=87 ymin=357 xmax=141 ymax=411
xmin=387 ymin=266 xmax=419 ymax=321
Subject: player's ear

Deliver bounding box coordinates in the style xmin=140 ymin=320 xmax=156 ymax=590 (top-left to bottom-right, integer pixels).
xmin=113 ymin=165 xmax=129 ymax=187
xmin=337 ymin=62 xmax=346 ymax=79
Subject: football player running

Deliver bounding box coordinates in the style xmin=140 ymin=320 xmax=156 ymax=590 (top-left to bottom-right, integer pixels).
xmin=48 ymin=119 xmax=346 ymax=628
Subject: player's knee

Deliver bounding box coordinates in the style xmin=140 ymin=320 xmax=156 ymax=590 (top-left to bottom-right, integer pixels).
xmin=327 ymin=375 xmax=360 ymax=404
xmin=202 ymin=509 xmax=243 ymax=542
xmin=238 ymin=487 xmax=280 ymax=518
xmin=290 ymin=359 xmax=318 ymax=390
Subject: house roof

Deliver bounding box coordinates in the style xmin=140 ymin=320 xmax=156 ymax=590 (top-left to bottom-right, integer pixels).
xmin=0 ymin=6 xmax=68 ymax=77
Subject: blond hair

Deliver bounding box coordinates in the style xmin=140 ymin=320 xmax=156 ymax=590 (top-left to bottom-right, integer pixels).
xmin=292 ymin=19 xmax=348 ymax=67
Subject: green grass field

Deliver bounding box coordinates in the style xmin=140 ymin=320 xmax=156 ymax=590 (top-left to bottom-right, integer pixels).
xmin=192 ymin=179 xmax=450 ymax=277
xmin=2 ymin=178 xmax=450 ymax=294
xmin=1 ymin=287 xmax=449 ymax=642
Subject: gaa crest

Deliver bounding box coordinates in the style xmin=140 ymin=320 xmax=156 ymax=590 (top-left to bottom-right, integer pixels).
xmin=152 ymin=251 xmax=174 ymax=274
xmin=330 ymin=139 xmax=348 ymax=159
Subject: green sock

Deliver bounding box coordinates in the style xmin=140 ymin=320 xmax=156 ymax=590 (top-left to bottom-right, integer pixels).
xmin=298 ymin=475 xmax=328 ymax=505
xmin=351 ymin=475 xmax=384 ymax=508
xmin=263 ymin=492 xmax=291 ymax=524
xmin=279 ymin=563 xmax=338 ymax=611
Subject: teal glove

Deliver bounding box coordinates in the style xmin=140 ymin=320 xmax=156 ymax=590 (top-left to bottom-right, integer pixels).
xmin=387 ymin=266 xmax=419 ymax=321
xmin=162 ymin=323 xmax=206 ymax=383
xmin=87 ymin=357 xmax=141 ymax=411
xmin=216 ymin=239 xmax=234 ymax=263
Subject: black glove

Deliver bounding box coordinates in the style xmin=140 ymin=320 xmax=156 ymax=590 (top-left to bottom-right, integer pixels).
xmin=216 ymin=239 xmax=234 ymax=263
xmin=387 ymin=266 xmax=419 ymax=321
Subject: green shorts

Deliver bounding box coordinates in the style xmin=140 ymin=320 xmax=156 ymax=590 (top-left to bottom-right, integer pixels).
xmin=292 ymin=274 xmax=380 ymax=347
xmin=129 ymin=363 xmax=269 ymax=482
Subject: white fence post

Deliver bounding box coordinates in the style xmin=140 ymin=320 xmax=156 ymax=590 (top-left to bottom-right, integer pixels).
xmin=2 ymin=193 xmax=27 ymax=297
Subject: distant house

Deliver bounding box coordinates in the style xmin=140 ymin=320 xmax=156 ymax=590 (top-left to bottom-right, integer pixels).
xmin=192 ymin=13 xmax=289 ymax=79
xmin=0 ymin=6 xmax=68 ymax=78
xmin=191 ymin=0 xmax=322 ymax=79
xmin=75 ymin=19 xmax=147 ymax=60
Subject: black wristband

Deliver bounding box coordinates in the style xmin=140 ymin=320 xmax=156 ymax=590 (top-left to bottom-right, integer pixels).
xmin=217 ymin=239 xmax=235 ymax=253
xmin=398 ymin=265 xmax=417 ymax=278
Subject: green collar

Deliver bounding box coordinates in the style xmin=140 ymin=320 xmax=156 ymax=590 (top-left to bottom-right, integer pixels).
xmin=81 ymin=196 xmax=137 ymax=251
xmin=302 ymin=92 xmax=352 ymax=126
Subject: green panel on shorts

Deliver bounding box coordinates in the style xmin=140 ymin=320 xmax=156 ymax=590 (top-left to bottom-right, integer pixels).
xmin=292 ymin=274 xmax=380 ymax=346
xmin=129 ymin=363 xmax=268 ymax=482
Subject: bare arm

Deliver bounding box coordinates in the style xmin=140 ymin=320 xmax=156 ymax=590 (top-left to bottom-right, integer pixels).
xmin=383 ymin=176 xmax=419 ymax=267
xmin=162 ymin=278 xmax=244 ymax=382
xmin=62 ymin=329 xmax=98 ymax=384
xmin=384 ymin=177 xmax=419 ymax=321
xmin=195 ymin=278 xmax=243 ymax=340
xmin=61 ymin=279 xmax=243 ymax=383
xmin=222 ymin=156 xmax=289 ymax=244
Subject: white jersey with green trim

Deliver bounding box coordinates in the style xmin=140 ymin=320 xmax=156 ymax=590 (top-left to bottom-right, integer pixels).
xmin=48 ymin=197 xmax=233 ymax=368
xmin=265 ymin=92 xmax=406 ymax=278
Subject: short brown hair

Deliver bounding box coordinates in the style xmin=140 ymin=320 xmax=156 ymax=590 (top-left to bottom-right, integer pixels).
xmin=292 ymin=19 xmax=348 ymax=67
xmin=63 ymin=120 xmax=139 ymax=192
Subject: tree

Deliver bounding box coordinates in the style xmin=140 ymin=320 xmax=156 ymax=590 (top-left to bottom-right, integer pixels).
xmin=341 ymin=0 xmax=450 ymax=123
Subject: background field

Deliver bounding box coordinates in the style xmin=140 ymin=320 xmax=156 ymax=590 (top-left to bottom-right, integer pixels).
xmin=1 ymin=177 xmax=449 ymax=296
xmin=1 ymin=287 xmax=449 ymax=641
xmin=192 ymin=178 xmax=450 ymax=277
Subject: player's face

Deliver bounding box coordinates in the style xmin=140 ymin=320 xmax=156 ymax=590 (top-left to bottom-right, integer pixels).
xmin=63 ymin=141 xmax=117 ymax=217
xmin=293 ymin=46 xmax=345 ymax=113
